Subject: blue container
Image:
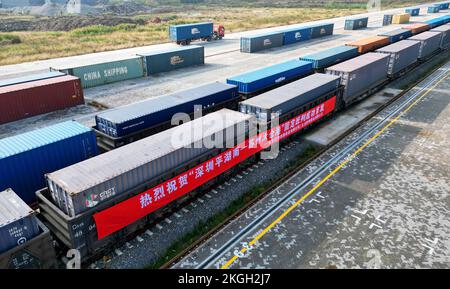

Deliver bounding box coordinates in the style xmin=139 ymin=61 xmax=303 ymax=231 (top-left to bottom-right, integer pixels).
xmin=169 ymin=22 xmax=213 ymax=42
xmin=299 ymin=46 xmax=359 ymax=69
xmin=344 ymin=17 xmax=369 ymax=30
xmin=428 ymin=6 xmax=440 ymax=13
xmin=438 ymin=2 xmax=449 ymax=10
xmin=425 ymin=15 xmax=450 ymax=28
xmin=379 ymin=29 xmax=413 ymax=43
xmin=0 ymin=121 xmax=98 ymax=205
xmin=138 ymin=45 xmax=204 ymax=75
xmin=281 ymin=27 xmax=312 ymax=45
xmin=405 ymin=8 xmax=420 ymax=16
xmin=310 ymin=23 xmax=334 ymax=39
xmin=226 ymin=59 xmax=313 ymax=95
xmin=0 ymin=71 xmax=66 ymax=88
xmin=240 ymin=31 xmax=284 ymax=53
xmin=95 ymin=82 xmax=239 ymax=138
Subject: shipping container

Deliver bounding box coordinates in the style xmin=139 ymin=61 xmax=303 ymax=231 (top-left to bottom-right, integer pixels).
xmin=46 ymin=109 xmax=252 ymax=217
xmin=346 ymin=36 xmax=390 ymax=53
xmin=375 ymin=40 xmax=421 ymax=76
xmin=239 ymin=73 xmax=341 ymax=122
xmin=51 ymin=57 xmax=145 ymax=89
xmin=383 ymin=14 xmax=393 ymax=26
xmin=281 ymin=26 xmax=312 ymax=45
xmin=344 ymin=17 xmax=369 ymax=30
xmin=169 ymin=22 xmax=214 ymax=44
xmin=0 ymin=219 xmax=57 ymax=269
xmin=402 ymin=23 xmax=430 ymax=34
xmin=226 ymin=59 xmax=313 ymax=95
xmin=428 ymin=6 xmax=440 ymax=13
xmin=379 ymin=29 xmax=413 ymax=43
xmin=138 ymin=45 xmax=204 ymax=74
xmin=240 ymin=31 xmax=284 ymax=53
xmin=406 ymin=31 xmax=443 ymax=59
xmin=310 ymin=23 xmax=334 ymax=39
xmin=392 ymin=13 xmax=411 ymax=24
xmin=325 ymin=53 xmax=390 ymax=104
xmin=438 ymin=2 xmax=450 ymax=9
xmin=405 ymin=8 xmax=420 ymax=16
xmin=95 ymin=82 xmax=239 ymax=138
xmin=0 ymin=121 xmax=98 ymax=205
xmin=425 ymin=14 xmax=450 ymax=28
xmin=430 ymin=24 xmax=450 ymax=48
xmin=0 ymin=75 xmax=84 ymax=125
xmin=299 ymin=46 xmax=359 ymax=70
xmin=0 ymin=71 xmax=66 ymax=88
xmin=0 ymin=189 xmax=39 ymax=254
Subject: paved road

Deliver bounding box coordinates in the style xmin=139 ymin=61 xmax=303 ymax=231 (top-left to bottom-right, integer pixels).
xmin=173 ymin=61 xmax=450 ymax=269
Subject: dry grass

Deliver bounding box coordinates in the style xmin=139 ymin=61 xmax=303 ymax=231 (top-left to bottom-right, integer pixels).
xmin=0 ymin=7 xmax=366 ymax=65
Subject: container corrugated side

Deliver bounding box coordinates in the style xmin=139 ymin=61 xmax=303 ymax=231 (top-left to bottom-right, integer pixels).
xmin=240 ymin=32 xmax=284 ymax=53
xmin=169 ymin=22 xmax=213 ymax=42
xmin=430 ymin=24 xmax=450 ymax=48
xmin=51 ymin=57 xmax=145 ymax=88
xmin=239 ymin=73 xmax=340 ymax=121
xmin=47 ymin=109 xmax=251 ymax=217
xmin=95 ymin=82 xmax=239 ymax=138
xmin=138 ymin=45 xmax=204 ymax=74
xmin=325 ymin=53 xmax=390 ymax=103
xmin=379 ymin=29 xmax=413 ymax=43
xmin=344 ymin=17 xmax=368 ymax=30
xmin=226 ymin=59 xmax=313 ymax=95
xmin=0 ymin=189 xmax=39 ymax=254
xmin=402 ymin=23 xmax=430 ymax=34
xmin=281 ymin=27 xmax=312 ymax=45
xmin=0 ymin=121 xmax=98 ymax=205
xmin=310 ymin=23 xmax=334 ymax=39
xmin=346 ymin=36 xmax=390 ymax=53
xmin=0 ymin=75 xmax=84 ymax=125
xmin=406 ymin=31 xmax=442 ymax=59
xmin=392 ymin=13 xmax=410 ymax=24
xmin=300 ymin=46 xmax=359 ymax=69
xmin=405 ymin=8 xmax=420 ymax=16
xmin=0 ymin=71 xmax=66 ymax=88
xmin=375 ymin=40 xmax=421 ymax=75
xmin=383 ymin=14 xmax=393 ymax=26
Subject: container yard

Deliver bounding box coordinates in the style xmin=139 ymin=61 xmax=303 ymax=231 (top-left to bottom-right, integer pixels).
xmin=0 ymin=1 xmax=449 ymax=274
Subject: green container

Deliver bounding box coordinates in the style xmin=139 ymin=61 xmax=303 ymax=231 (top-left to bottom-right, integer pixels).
xmin=51 ymin=56 xmax=145 ymax=88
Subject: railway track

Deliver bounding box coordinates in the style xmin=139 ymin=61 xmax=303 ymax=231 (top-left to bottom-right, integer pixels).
xmin=160 ymin=50 xmax=450 ymax=269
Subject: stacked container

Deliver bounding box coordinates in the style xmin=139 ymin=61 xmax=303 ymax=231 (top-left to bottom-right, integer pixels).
xmin=405 ymin=8 xmax=420 ymax=16
xmin=226 ymin=59 xmax=313 ymax=95
xmin=240 ymin=31 xmax=284 ymax=53
xmin=0 ymin=71 xmax=66 ymax=88
xmin=281 ymin=27 xmax=312 ymax=45
xmin=299 ymin=46 xmax=359 ymax=70
xmin=0 ymin=75 xmax=84 ymax=125
xmin=0 ymin=121 xmax=98 ymax=205
xmin=379 ymin=29 xmax=413 ymax=43
xmin=430 ymin=24 xmax=450 ymax=48
xmin=325 ymin=53 xmax=390 ymax=104
xmin=0 ymin=189 xmax=39 ymax=254
xmin=46 ymin=109 xmax=252 ymax=217
xmin=51 ymin=57 xmax=145 ymax=89
xmin=383 ymin=14 xmax=393 ymax=26
xmin=375 ymin=40 xmax=421 ymax=76
xmin=344 ymin=17 xmax=369 ymax=30
xmin=138 ymin=45 xmax=205 ymax=74
xmin=402 ymin=23 xmax=430 ymax=34
xmin=346 ymin=36 xmax=390 ymax=53
xmin=95 ymin=82 xmax=239 ymax=138
xmin=392 ymin=13 xmax=410 ymax=24
xmin=405 ymin=31 xmax=443 ymax=59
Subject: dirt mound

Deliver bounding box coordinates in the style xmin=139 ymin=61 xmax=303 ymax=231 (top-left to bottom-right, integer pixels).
xmin=0 ymin=16 xmax=146 ymax=32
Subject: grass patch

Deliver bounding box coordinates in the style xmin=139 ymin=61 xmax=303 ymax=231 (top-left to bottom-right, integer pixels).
xmin=0 ymin=33 xmax=21 ymax=45
xmin=147 ymin=143 xmax=321 ymax=269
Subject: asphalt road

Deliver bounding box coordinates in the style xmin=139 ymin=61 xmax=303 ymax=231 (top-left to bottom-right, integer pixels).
xmin=173 ymin=60 xmax=450 ymax=269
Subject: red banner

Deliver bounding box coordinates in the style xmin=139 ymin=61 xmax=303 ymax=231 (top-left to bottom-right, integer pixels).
xmin=94 ymin=96 xmax=336 ymax=239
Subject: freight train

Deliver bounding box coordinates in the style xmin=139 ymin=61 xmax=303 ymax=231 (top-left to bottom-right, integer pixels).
xmin=0 ymin=14 xmax=449 ymax=268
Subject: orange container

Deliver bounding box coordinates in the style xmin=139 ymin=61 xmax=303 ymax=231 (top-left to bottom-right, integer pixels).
xmin=346 ymin=36 xmax=390 ymax=53
xmin=402 ymin=23 xmax=430 ymax=34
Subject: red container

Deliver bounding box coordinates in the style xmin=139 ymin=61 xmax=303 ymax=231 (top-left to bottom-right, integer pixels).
xmin=0 ymin=75 xmax=84 ymax=124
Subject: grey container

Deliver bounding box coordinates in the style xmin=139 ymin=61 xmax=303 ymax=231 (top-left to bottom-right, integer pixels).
xmin=239 ymin=73 xmax=340 ymax=122
xmin=430 ymin=24 xmax=450 ymax=48
xmin=325 ymin=53 xmax=390 ymax=104
xmin=405 ymin=32 xmax=443 ymax=59
xmin=240 ymin=31 xmax=284 ymax=53
xmin=46 ymin=109 xmax=251 ymax=217
xmin=383 ymin=14 xmax=393 ymax=26
xmin=0 ymin=188 xmax=39 ymax=254
xmin=375 ymin=40 xmax=421 ymax=76
xmin=310 ymin=23 xmax=334 ymax=38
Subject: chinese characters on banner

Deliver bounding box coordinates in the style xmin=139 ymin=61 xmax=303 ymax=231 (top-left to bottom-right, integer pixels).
xmin=94 ymin=96 xmax=336 ymax=239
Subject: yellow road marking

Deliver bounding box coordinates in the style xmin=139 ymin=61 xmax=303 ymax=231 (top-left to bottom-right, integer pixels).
xmin=221 ymin=71 xmax=449 ymax=269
